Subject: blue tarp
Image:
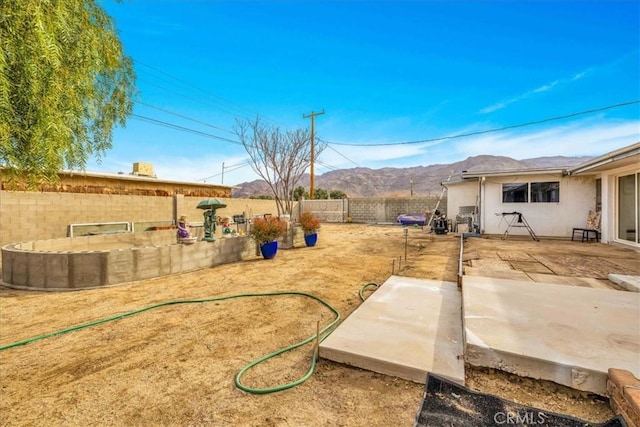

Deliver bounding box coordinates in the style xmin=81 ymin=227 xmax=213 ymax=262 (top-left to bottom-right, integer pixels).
xmin=397 ymin=214 xmax=426 ymax=226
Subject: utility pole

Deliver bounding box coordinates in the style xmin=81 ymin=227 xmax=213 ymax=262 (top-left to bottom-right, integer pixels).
xmin=303 ymin=110 xmax=324 ymax=199
xmin=221 ymin=162 xmax=225 ymax=185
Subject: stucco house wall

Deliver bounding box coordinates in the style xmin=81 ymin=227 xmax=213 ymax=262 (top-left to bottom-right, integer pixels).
xmin=444 ymin=170 xmax=597 ymax=238
xmin=566 ymin=142 xmax=639 ymax=247
xmin=585 ymin=160 xmax=638 ymax=244
xmin=445 ymin=180 xmax=479 ymax=219
xmin=478 ymin=173 xmax=596 ymax=237
xmin=444 ymin=142 xmax=639 ymax=246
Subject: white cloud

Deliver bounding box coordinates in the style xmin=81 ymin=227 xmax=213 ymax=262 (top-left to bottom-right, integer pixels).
xmin=317 ymin=117 xmax=639 ymax=171
xmin=532 ymin=80 xmax=559 ymax=93
xmin=86 ymin=117 xmax=639 ymax=183
xmin=479 ymin=67 xmax=590 ymax=114
xmin=447 ymin=119 xmax=639 ymax=160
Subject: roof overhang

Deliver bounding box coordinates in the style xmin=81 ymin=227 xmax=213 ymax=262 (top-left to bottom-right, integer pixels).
xmin=567 ymin=142 xmax=640 ymax=175
xmin=461 ymin=168 xmax=566 ymax=179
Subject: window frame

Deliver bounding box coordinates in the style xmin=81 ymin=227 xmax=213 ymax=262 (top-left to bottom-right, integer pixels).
xmin=502 ymin=181 xmax=560 ymax=203
xmin=502 ymin=182 xmax=529 ymax=203
xmin=530 ymin=181 xmax=560 ymax=203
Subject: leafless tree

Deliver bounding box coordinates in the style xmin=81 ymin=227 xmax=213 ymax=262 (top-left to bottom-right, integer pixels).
xmin=235 ymin=116 xmax=326 ymax=215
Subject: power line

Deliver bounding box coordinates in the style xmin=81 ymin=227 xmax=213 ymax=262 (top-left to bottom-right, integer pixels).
xmin=134 ymin=59 xmax=283 ymax=125
xmin=321 ymin=142 xmax=361 ymax=167
xmin=324 ymin=100 xmax=640 ymax=147
xmin=137 ymin=80 xmax=249 ymax=120
xmin=315 ymin=159 xmax=340 ymax=172
xmin=134 ymin=100 xmax=236 ymax=135
xmin=196 ymin=160 xmax=252 ymax=182
xmin=130 ymin=114 xmax=243 ymax=145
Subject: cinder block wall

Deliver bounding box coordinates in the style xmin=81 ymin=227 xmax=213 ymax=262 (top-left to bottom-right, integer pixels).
xmin=299 ymin=197 xmax=444 ymax=224
xmin=0 ymin=192 xmax=286 ymax=247
xmin=179 ymin=198 xmax=286 ymax=226
xmin=0 ymin=191 xmax=175 ymax=245
xmin=2 ymin=231 xmax=259 ymax=290
xmin=347 ymin=197 xmax=445 ymax=223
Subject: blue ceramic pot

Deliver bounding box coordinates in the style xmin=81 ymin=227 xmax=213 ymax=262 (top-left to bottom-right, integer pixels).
xmin=260 ymin=240 xmax=278 ymax=259
xmin=304 ymin=233 xmax=318 ymax=247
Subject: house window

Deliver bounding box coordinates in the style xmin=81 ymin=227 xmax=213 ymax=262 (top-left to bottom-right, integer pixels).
xmin=502 ymin=181 xmax=560 ymax=203
xmin=531 ymin=182 xmax=559 ymax=203
xmin=502 ymin=183 xmax=528 ymax=203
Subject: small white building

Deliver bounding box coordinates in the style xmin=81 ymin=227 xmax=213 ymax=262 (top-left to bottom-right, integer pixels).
xmin=444 ymin=142 xmax=639 ymax=248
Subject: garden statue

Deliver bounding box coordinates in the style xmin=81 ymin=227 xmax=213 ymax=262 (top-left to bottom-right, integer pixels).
xmin=177 ymin=215 xmax=190 ymax=240
xmin=196 ymin=198 xmax=227 ymax=242
xmin=203 ymin=209 xmax=217 ymax=241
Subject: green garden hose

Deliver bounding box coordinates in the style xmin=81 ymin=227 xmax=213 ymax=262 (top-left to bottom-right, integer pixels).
xmin=0 ymin=291 xmax=341 ymax=394
xmin=359 ymin=282 xmax=379 ymax=301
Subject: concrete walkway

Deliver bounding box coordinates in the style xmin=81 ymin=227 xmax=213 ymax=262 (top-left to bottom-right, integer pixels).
xmin=463 ymin=276 xmax=640 ymax=395
xmin=320 ymin=276 xmax=464 ymax=385
xmin=609 ymin=274 xmax=640 ymax=292
xmin=319 ymin=237 xmax=639 ymax=396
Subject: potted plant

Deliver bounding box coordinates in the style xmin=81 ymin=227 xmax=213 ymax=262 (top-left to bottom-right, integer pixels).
xmin=249 ymin=216 xmax=287 ymax=259
xmin=299 ymin=211 xmax=321 ymax=247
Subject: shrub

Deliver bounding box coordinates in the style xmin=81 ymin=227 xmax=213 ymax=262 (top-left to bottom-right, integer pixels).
xmin=299 ymin=211 xmax=321 ymax=235
xmin=249 ymin=216 xmax=287 ymax=245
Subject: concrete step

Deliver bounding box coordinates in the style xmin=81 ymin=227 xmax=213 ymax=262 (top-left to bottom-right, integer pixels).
xmin=320 ymin=276 xmax=464 ymax=385
xmin=463 ymin=275 xmax=640 ymax=395
xmin=609 ymin=274 xmax=640 ymax=292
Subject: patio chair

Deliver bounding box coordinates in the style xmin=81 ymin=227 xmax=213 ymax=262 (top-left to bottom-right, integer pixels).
xmin=571 ymin=210 xmax=601 ymax=243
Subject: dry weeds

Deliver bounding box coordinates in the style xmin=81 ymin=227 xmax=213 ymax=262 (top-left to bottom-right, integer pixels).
xmin=0 ymin=224 xmax=615 ymax=426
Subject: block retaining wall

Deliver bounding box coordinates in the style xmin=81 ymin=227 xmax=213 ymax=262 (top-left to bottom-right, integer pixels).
xmin=1 ymin=230 xmax=258 ymax=290
xmin=608 ymin=368 xmax=640 ymax=427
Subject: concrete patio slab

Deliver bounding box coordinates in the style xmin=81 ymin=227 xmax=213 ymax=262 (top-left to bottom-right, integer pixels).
xmin=320 ymin=276 xmax=464 ymax=385
xmin=463 ymin=276 xmax=640 ymax=395
xmin=530 ymin=254 xmax=624 ymax=279
xmin=524 ymin=274 xmax=619 ymax=290
xmin=524 ymin=273 xmax=579 ymax=286
xmin=609 ymin=274 xmax=640 ymax=292
xmin=523 ymin=273 xmax=603 ymax=288
xmin=470 ymin=259 xmax=513 ymax=270
xmin=563 ymin=276 xmax=621 ymax=290
xmin=606 ymin=258 xmax=640 ymax=275
xmin=496 ymin=251 xmax=536 ymax=261
xmin=476 ymin=250 xmax=502 ymax=260
xmin=509 ymin=261 xmax=554 ymax=274
xmin=464 ymin=267 xmax=532 ymax=281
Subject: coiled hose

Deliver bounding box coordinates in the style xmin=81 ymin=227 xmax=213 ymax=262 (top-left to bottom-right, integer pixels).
xmin=0 ymin=291 xmax=340 ymax=394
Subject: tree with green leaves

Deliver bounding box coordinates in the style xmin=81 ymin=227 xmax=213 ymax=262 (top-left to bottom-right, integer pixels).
xmin=292 ymin=185 xmax=307 ymax=201
xmin=329 ymin=189 xmax=347 ymax=199
xmin=313 ymin=188 xmax=329 ymax=200
xmin=235 ymin=116 xmax=326 ymax=216
xmin=0 ymin=0 xmax=136 ymax=187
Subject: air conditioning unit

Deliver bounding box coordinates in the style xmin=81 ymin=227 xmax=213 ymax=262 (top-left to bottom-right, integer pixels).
xmin=132 ymin=162 xmax=154 ymax=177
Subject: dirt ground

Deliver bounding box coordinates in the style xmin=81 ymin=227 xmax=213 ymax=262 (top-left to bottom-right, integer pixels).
xmin=0 ymin=223 xmax=624 ymax=426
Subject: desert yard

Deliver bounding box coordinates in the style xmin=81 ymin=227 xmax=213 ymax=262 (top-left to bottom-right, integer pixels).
xmin=0 ymin=223 xmax=631 ymax=426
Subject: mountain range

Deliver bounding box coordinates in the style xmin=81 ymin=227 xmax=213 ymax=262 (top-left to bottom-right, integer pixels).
xmin=231 ymin=155 xmax=593 ymax=198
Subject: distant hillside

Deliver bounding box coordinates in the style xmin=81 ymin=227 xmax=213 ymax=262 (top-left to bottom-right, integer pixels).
xmin=521 ymin=156 xmax=593 ymax=168
xmin=231 ymin=155 xmax=591 ymax=198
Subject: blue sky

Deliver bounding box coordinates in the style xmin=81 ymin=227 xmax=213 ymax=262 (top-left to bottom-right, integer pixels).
xmin=89 ymin=0 xmax=640 ymax=185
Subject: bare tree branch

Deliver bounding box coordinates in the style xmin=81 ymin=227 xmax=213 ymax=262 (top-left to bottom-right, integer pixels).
xmin=234 ymin=116 xmax=326 ymax=215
